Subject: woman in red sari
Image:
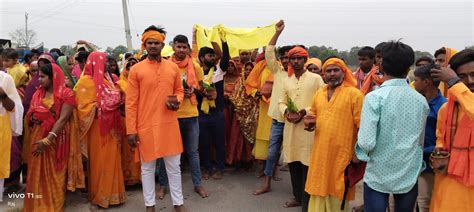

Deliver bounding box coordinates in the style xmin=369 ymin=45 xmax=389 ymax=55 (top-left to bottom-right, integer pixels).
xmin=23 ymin=63 xmax=79 ymax=211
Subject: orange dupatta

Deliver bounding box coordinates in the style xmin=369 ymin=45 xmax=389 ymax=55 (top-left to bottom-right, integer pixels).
xmin=360 ymin=65 xmax=383 ymax=95
xmin=440 ymin=47 xmax=459 ymax=96
xmin=441 ymin=97 xmax=474 ymax=186
xmin=244 ymin=59 xmax=273 ymax=103
xmin=170 ymin=54 xmax=199 ymax=104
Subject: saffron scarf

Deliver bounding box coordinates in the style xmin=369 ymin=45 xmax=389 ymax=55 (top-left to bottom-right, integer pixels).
xmin=441 ymin=97 xmax=474 ymax=186
xmin=359 ymin=65 xmax=383 ymax=95
xmin=171 ymin=55 xmax=198 ymax=105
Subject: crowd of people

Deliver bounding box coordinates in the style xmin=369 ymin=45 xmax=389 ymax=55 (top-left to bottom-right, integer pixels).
xmin=0 ymin=19 xmax=473 ymax=212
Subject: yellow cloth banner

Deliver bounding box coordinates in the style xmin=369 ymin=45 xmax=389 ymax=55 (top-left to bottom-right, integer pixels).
xmin=194 ymin=23 xmax=276 ymax=58
xmin=161 ymin=45 xmax=174 ymax=57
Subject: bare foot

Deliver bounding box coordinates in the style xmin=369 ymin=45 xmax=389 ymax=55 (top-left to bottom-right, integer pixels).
xmin=253 ymin=186 xmax=271 ymax=195
xmin=174 ymin=205 xmax=186 ymax=212
xmin=212 ymin=171 xmax=223 ymax=180
xmin=353 ymin=204 xmax=364 ymax=212
xmin=283 ymin=198 xmax=301 ymax=208
xmin=280 ymin=164 xmax=289 ymax=172
xmin=194 ymin=186 xmax=209 ymax=198
xmin=202 ymin=171 xmax=210 ymax=180
xmin=272 ymin=175 xmax=283 ymax=181
xmin=146 ymin=205 xmax=155 ymax=212
xmin=156 ymin=187 xmax=167 ymax=200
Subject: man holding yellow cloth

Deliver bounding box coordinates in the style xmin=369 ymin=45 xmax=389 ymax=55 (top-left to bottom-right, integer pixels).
xmin=197 ymin=38 xmax=229 ymax=180
xmin=126 ymin=25 xmax=185 ymax=212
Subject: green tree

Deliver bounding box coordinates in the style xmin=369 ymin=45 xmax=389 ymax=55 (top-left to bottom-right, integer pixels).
xmin=111 ymin=45 xmax=128 ymax=60
xmin=414 ymin=51 xmax=433 ymax=61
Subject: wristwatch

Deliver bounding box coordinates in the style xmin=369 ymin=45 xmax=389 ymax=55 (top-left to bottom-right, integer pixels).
xmin=447 ymin=76 xmax=461 ymax=88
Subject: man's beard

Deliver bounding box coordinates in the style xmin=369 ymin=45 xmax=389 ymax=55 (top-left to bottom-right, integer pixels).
xmin=204 ymin=60 xmax=215 ymax=67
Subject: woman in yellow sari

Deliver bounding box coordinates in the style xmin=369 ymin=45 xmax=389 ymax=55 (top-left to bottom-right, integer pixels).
xmin=23 ymin=63 xmax=79 ymax=211
xmin=74 ymin=52 xmax=127 ymax=208
xmin=117 ymin=58 xmax=141 ymax=186
xmin=245 ymin=59 xmax=273 ymax=176
xmin=0 ymin=70 xmax=23 ymax=203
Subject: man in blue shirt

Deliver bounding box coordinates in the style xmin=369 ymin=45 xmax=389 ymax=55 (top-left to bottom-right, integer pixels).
xmin=413 ymin=63 xmax=447 ymax=212
xmin=355 ymin=41 xmax=429 ymax=212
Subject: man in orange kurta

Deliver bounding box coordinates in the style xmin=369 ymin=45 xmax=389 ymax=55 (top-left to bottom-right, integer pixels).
xmin=125 ymin=25 xmax=185 ymax=212
xmin=305 ymin=58 xmax=363 ymax=211
xmin=429 ymin=49 xmax=474 ymax=212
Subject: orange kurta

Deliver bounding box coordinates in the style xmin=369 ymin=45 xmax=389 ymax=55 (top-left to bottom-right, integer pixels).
xmin=305 ymin=85 xmax=363 ymax=201
xmin=75 ymin=76 xmax=127 ymax=208
xmin=126 ymin=58 xmax=184 ymax=162
xmin=430 ymin=83 xmax=474 ymax=212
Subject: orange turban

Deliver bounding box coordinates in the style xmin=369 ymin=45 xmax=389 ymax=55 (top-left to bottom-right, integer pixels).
xmin=305 ymin=58 xmax=322 ymax=69
xmin=141 ymin=30 xmax=166 ymax=50
xmin=322 ymin=58 xmax=357 ymax=87
xmin=287 ymin=46 xmax=308 ymax=76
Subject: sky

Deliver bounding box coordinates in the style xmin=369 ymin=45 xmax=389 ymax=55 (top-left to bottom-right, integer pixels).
xmin=0 ymin=0 xmax=473 ymax=54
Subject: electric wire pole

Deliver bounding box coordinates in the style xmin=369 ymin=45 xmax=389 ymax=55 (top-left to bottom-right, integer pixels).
xmin=25 ymin=12 xmax=29 ymax=47
xmin=122 ymin=0 xmax=133 ymax=51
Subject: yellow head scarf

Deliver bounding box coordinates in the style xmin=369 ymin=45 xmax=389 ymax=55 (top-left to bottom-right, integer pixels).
xmin=305 ymin=58 xmax=322 ymax=70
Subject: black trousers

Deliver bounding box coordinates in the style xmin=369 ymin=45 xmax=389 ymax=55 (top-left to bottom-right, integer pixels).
xmin=289 ymin=161 xmax=310 ymax=212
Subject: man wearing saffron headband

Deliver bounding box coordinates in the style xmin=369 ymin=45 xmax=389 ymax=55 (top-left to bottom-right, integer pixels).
xmin=278 ymin=45 xmax=325 ymax=211
xmin=429 ymin=49 xmax=474 ymax=212
xmin=126 ymin=25 xmax=185 ymax=212
xmin=355 ymin=41 xmax=428 ymax=212
xmin=305 ymin=57 xmax=363 ymax=211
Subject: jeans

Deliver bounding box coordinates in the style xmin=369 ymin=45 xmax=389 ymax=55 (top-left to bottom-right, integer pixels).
xmin=289 ymin=161 xmax=310 ymax=212
xmin=364 ymin=182 xmax=418 ymax=212
xmin=159 ymin=117 xmax=202 ymax=187
xmin=264 ymin=120 xmax=284 ymax=177
xmin=199 ymin=111 xmax=225 ymax=172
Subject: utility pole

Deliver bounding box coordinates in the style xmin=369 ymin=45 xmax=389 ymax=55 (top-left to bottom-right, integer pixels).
xmin=25 ymin=12 xmax=29 ymax=47
xmin=122 ymin=0 xmax=133 ymax=51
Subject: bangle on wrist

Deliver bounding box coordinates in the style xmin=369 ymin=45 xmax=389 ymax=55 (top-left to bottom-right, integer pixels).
xmin=48 ymin=131 xmax=57 ymax=138
xmin=41 ymin=137 xmax=51 ymax=145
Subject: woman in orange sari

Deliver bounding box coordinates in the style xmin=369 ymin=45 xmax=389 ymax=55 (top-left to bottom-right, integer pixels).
xmin=74 ymin=52 xmax=127 ymax=208
xmin=117 ymin=58 xmax=141 ymax=186
xmin=23 ymin=63 xmax=79 ymax=211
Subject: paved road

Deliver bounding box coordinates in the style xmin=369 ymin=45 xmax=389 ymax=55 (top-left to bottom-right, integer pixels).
xmin=1 ymin=167 xmax=363 ymax=211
